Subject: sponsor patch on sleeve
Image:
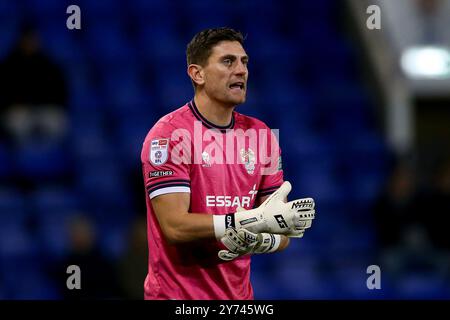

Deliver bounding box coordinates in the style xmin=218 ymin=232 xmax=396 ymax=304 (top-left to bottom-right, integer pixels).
xmin=149 ymin=139 xmax=169 ymax=166
xmin=149 ymin=170 xmax=174 ymax=178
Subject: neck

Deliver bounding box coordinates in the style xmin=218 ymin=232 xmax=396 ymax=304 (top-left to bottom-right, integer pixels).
xmin=194 ymin=91 xmax=234 ymax=127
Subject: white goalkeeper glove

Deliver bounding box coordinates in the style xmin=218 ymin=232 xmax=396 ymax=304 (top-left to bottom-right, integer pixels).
xmin=222 ymin=181 xmax=315 ymax=235
xmin=218 ymin=227 xmax=281 ymax=261
xmin=283 ymin=198 xmax=316 ymax=238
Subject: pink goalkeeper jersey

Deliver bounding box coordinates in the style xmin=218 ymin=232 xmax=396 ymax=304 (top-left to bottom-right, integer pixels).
xmin=141 ymin=100 xmax=284 ymax=300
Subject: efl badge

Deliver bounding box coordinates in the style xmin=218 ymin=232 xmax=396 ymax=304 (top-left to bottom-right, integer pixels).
xmin=240 ymin=148 xmax=255 ymax=175
xmin=150 ymin=139 xmax=169 ymax=166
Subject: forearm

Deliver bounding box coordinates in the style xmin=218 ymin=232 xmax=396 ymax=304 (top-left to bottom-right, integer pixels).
xmin=152 ymin=184 xmax=300 ymax=246
xmin=277 ymin=235 xmax=290 ymax=252
xmin=160 ymin=212 xmax=215 ymax=244
xmin=152 ymin=193 xmax=220 ymax=244
xmin=163 ymin=212 xmax=291 ymax=255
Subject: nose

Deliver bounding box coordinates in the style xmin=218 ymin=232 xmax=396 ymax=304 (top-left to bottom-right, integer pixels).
xmin=234 ymin=60 xmax=247 ymax=76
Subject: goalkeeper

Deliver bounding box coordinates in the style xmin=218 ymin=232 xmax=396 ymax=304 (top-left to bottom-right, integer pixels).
xmin=141 ymin=28 xmax=316 ymax=300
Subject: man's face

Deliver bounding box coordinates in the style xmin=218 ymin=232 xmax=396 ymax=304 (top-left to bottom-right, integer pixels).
xmin=201 ymin=41 xmax=249 ymax=106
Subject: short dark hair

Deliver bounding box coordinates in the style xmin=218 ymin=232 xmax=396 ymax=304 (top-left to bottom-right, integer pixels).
xmin=186 ymin=27 xmax=245 ymax=67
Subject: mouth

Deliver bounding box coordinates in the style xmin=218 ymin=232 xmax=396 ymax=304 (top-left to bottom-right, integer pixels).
xmin=229 ymin=82 xmax=245 ymax=91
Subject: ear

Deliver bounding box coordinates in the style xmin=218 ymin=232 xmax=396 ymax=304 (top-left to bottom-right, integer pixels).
xmin=187 ymin=64 xmax=205 ymax=86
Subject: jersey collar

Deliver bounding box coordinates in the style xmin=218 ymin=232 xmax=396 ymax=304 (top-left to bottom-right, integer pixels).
xmin=188 ymin=99 xmax=235 ymax=132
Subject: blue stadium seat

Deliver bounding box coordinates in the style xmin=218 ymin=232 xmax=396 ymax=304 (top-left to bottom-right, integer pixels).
xmin=334 ymin=133 xmax=389 ymax=205
xmin=12 ymin=272 xmax=59 ymax=299
xmin=14 ymin=142 xmax=71 ymax=181
xmin=100 ymin=67 xmax=144 ymax=113
xmin=130 ymin=0 xmax=173 ymax=18
xmin=0 ymin=144 xmax=13 ymax=181
xmin=258 ymin=80 xmax=311 ymax=108
xmin=1 ymin=256 xmax=59 ymax=299
xmin=75 ymin=1 xmax=125 ymax=38
xmin=0 ymin=223 xmax=35 ymax=258
xmin=253 ymin=85 xmax=315 ymax=132
xmin=137 ymin=26 xmax=185 ymax=63
xmin=0 ymin=0 xmax=19 ymax=19
xmin=32 ymin=187 xmax=79 ymax=214
xmin=38 ymin=27 xmax=84 ymax=66
xmin=395 ymin=273 xmax=450 ymax=299
xmin=331 ymin=258 xmax=388 ymax=299
xmin=76 ymin=163 xmax=131 ymax=217
xmin=31 ymin=188 xmax=80 ymax=257
xmin=251 ymin=270 xmax=285 ymax=300
xmin=283 ymin=136 xmax=338 ymax=190
xmin=24 ymin=0 xmax=68 ymax=22
xmin=0 ymin=286 xmax=6 ymax=299
xmin=76 ymin=0 xmax=122 ymax=18
xmin=0 ymin=1 xmax=19 ymax=60
xmin=115 ymin=114 xmax=152 ymax=167
xmin=348 ymin=173 xmax=385 ymax=204
xmin=133 ymin=12 xmax=178 ymax=45
xmin=97 ymin=223 xmax=129 ymax=260
xmin=315 ymin=80 xmax=371 ymax=110
xmin=328 ymin=223 xmax=377 ymax=255
xmin=294 ymin=168 xmax=341 ymax=204
xmin=182 ymin=1 xmax=231 ymax=34
xmin=156 ymin=72 xmax=194 ymax=109
xmin=36 ymin=219 xmax=70 ymax=259
xmin=0 ymin=188 xmax=26 ymax=222
xmin=84 ymin=24 xmax=136 ymax=68
xmin=273 ymin=255 xmax=335 ymax=299
xmin=0 ymin=189 xmax=31 ymax=258
xmin=71 ymin=114 xmax=113 ymax=162
xmin=69 ymin=83 xmax=104 ymax=117
xmin=238 ymin=0 xmax=282 ymax=32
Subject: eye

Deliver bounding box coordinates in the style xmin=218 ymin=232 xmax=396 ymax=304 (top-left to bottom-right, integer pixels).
xmin=223 ymin=58 xmax=232 ymax=66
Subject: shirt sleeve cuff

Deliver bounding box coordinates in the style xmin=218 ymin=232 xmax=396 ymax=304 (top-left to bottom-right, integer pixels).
xmin=149 ymin=186 xmax=191 ymax=199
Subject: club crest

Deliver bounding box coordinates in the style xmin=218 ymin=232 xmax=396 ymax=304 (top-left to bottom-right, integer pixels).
xmin=240 ymin=148 xmax=255 ymax=175
xmin=202 ymin=151 xmax=211 ymax=167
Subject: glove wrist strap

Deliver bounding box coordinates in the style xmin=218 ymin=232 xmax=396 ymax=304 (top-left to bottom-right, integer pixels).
xmin=213 ymin=214 xmax=236 ymax=240
xmin=267 ymin=234 xmax=281 ymax=253
xmin=254 ymin=234 xmax=281 ymax=254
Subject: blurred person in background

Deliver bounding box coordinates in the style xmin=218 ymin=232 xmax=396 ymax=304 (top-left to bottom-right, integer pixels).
xmin=373 ymin=161 xmax=420 ymax=252
xmin=373 ymin=160 xmax=449 ymax=279
xmin=420 ymin=158 xmax=450 ymax=252
xmin=55 ymin=214 xmax=120 ymax=300
xmin=0 ymin=23 xmax=68 ymax=148
xmin=0 ymin=23 xmax=71 ymax=191
xmin=116 ymin=216 xmax=148 ymax=299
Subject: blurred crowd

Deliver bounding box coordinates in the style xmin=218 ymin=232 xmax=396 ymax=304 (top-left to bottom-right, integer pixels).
xmin=370 ymin=0 xmax=450 ymax=296
xmin=373 ymin=157 xmax=450 ymax=290
xmin=0 ymin=25 xmax=147 ymax=299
